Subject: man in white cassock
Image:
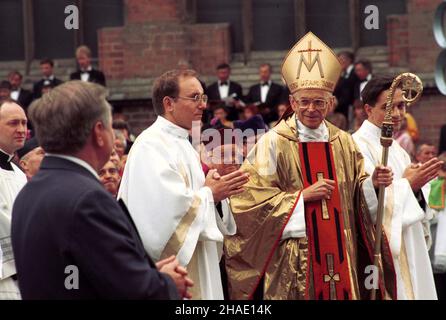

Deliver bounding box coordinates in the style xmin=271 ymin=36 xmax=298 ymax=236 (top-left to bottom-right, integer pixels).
xmin=0 ymin=100 xmax=27 ymax=299
xmin=353 ymin=76 xmax=443 ymax=300
xmin=118 ymin=69 xmax=249 ymax=300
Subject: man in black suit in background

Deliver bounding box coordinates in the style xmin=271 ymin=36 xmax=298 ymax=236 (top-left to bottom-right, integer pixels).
xmin=70 ymin=45 xmax=106 ymax=87
xmin=8 ymin=71 xmax=33 ymax=110
xmin=333 ymin=51 xmax=359 ymax=121
xmin=11 ymin=81 xmax=193 ymax=299
xmin=245 ymin=63 xmax=283 ymax=124
xmin=206 ymin=63 xmax=243 ymax=121
xmin=32 ymin=58 xmax=63 ymax=99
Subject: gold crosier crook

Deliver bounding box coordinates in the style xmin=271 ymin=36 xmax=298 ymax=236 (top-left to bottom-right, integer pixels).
xmin=370 ymin=73 xmax=423 ymax=300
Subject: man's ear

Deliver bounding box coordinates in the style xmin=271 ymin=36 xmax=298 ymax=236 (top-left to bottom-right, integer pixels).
xmin=19 ymin=159 xmax=28 ymax=172
xmin=163 ymin=96 xmax=174 ymax=113
xmin=289 ymin=95 xmax=298 ymax=112
xmin=364 ymin=103 xmax=373 ymax=118
xmin=93 ymin=121 xmax=106 ymax=147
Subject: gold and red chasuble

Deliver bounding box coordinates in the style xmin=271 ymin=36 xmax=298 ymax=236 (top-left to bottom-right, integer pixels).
xmin=299 ymin=142 xmax=352 ymax=300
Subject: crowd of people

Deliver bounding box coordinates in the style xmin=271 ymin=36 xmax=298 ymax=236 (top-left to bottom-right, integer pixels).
xmin=1 ymin=33 xmax=446 ymax=300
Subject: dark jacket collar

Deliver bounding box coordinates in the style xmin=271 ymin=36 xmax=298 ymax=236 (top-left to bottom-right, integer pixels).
xmin=39 ymin=156 xmax=100 ymax=184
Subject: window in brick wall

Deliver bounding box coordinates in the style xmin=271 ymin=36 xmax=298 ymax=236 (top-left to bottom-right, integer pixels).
xmin=197 ymin=0 xmax=243 ymax=52
xmin=359 ymin=0 xmax=407 ymax=46
xmin=0 ymin=0 xmax=25 ymax=61
xmin=252 ymin=0 xmax=295 ymax=51
xmin=306 ymin=0 xmax=352 ymax=48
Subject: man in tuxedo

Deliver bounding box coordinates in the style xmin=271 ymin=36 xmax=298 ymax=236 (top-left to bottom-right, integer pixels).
xmin=11 ymin=81 xmax=193 ymax=299
xmin=8 ymin=71 xmax=33 ymax=109
xmin=70 ymin=45 xmax=106 ymax=87
xmin=333 ymin=51 xmax=359 ymax=120
xmin=354 ymin=59 xmax=373 ymax=101
xmin=245 ymin=63 xmax=283 ymax=124
xmin=32 ymin=58 xmax=63 ymax=99
xmin=206 ymin=63 xmax=243 ymax=121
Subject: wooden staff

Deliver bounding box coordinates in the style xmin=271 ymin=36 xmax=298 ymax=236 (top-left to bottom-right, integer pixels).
xmin=370 ymin=73 xmax=423 ymax=300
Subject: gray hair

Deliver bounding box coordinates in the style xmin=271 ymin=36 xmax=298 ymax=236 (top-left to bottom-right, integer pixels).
xmin=28 ymin=80 xmax=111 ymax=154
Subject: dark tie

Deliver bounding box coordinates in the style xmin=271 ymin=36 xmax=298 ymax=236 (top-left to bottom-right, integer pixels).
xmin=261 ymin=82 xmax=269 ymax=87
xmin=220 ymin=81 xmax=228 ymax=86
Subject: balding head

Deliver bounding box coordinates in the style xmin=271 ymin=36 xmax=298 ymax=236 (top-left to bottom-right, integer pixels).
xmin=0 ymin=100 xmax=27 ymax=154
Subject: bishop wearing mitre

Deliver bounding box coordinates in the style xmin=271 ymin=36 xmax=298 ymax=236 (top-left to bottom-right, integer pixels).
xmin=224 ymin=32 xmax=396 ymax=300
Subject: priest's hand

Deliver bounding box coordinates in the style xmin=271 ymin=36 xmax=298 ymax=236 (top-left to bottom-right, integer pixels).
xmin=372 ymin=165 xmax=393 ymax=188
xmin=302 ymin=179 xmax=335 ymax=202
xmin=403 ymin=157 xmax=444 ymax=192
xmin=158 ymin=255 xmax=194 ymax=299
xmin=205 ymin=169 xmax=250 ymax=203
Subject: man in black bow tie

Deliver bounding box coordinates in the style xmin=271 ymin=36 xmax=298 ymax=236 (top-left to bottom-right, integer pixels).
xmin=353 ymin=59 xmax=373 ymax=101
xmin=70 ymin=45 xmax=106 ymax=87
xmin=245 ymin=63 xmax=284 ymax=124
xmin=206 ymin=63 xmax=243 ymax=121
xmin=32 ymin=58 xmax=63 ymax=99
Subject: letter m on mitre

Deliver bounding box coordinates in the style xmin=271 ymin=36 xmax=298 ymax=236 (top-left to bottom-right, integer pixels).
xmin=296 ymin=41 xmax=325 ymax=79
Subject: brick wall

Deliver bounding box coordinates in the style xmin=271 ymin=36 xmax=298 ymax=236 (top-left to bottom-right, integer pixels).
xmin=387 ymin=15 xmax=409 ymax=67
xmin=125 ymin=0 xmax=181 ymax=24
xmin=98 ymin=0 xmax=231 ymax=81
xmin=407 ymin=0 xmax=442 ymax=73
xmin=409 ymin=89 xmax=446 ymax=148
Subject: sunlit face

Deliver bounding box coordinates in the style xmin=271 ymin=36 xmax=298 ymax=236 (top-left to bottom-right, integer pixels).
xmin=416 ymin=145 xmax=437 ymax=164
xmin=290 ymin=89 xmax=331 ymax=129
xmin=364 ymin=88 xmax=405 ymax=131
xmin=259 ymin=65 xmax=271 ymax=82
xmin=76 ymin=53 xmax=91 ymax=70
xmin=167 ymin=76 xmax=206 ymax=130
xmin=99 ymin=160 xmax=121 ymax=197
xmin=217 ymin=68 xmax=230 ymax=82
xmin=0 ymin=102 xmax=27 ymax=154
xmin=40 ymin=63 xmax=53 ymax=78
xmin=19 ymin=147 xmax=45 ymax=179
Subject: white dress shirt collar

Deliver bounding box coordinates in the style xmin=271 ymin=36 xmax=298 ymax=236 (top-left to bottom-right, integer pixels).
xmin=46 ymin=153 xmax=99 ymax=179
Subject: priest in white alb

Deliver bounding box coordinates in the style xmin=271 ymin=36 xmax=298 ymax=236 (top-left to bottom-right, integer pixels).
xmin=0 ymin=100 xmax=28 ymax=299
xmin=118 ymin=69 xmax=249 ymax=300
xmin=353 ymin=76 xmax=442 ymax=300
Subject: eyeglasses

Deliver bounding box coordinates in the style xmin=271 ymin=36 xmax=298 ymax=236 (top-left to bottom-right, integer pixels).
xmin=173 ymin=94 xmax=208 ymax=104
xmin=296 ymin=98 xmax=328 ymax=110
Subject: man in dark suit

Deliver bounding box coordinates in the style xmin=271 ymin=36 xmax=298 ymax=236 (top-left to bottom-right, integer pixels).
xmin=245 ymin=63 xmax=283 ymax=124
xmin=70 ymin=45 xmax=106 ymax=87
xmin=333 ymin=51 xmax=359 ymax=121
xmin=32 ymin=58 xmax=63 ymax=99
xmin=8 ymin=71 xmax=33 ymax=110
xmin=206 ymin=63 xmax=243 ymax=121
xmin=11 ymin=81 xmax=192 ymax=299
xmin=353 ymin=59 xmax=373 ymax=101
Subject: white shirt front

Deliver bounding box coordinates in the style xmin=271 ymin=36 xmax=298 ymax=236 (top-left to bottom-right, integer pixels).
xmin=218 ymin=80 xmax=229 ymax=99
xmin=10 ymin=89 xmax=20 ymax=101
xmin=260 ymin=80 xmax=271 ymax=103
